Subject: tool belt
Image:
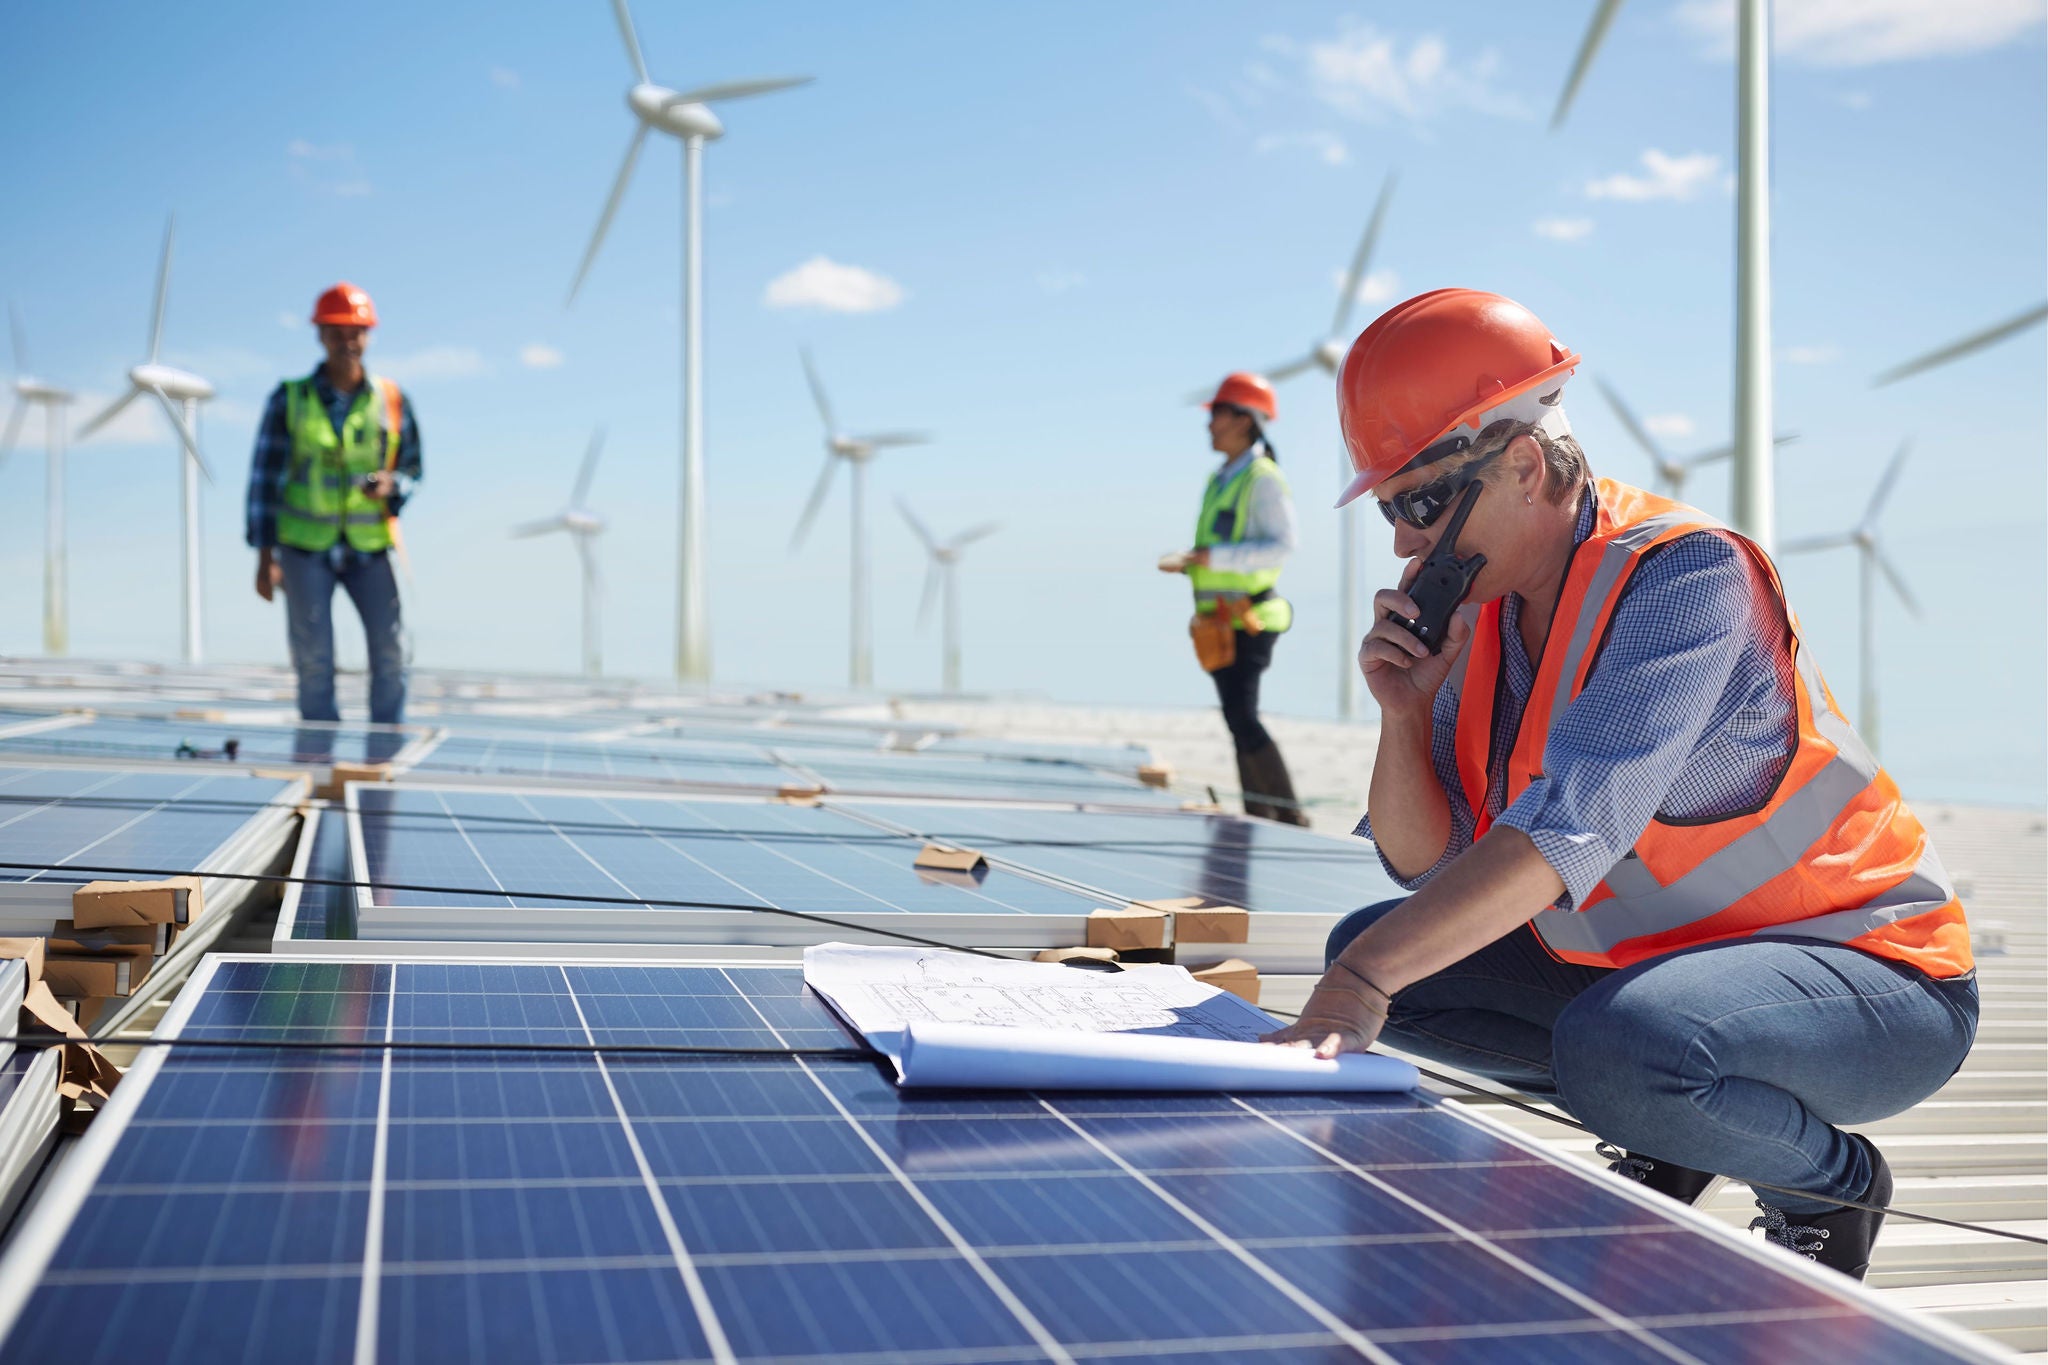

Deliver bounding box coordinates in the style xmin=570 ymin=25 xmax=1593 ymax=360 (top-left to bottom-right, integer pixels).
xmin=1189 ymin=591 xmax=1270 ymax=672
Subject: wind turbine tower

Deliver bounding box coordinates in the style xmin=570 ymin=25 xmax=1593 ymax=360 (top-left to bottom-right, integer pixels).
xmin=1 ymin=306 xmax=78 ymax=656
xmin=568 ymin=0 xmax=811 ymax=685
xmin=76 ymin=218 xmax=217 ymax=663
xmin=1780 ymin=441 xmax=1919 ymax=756
xmin=790 ymin=350 xmax=930 ymax=690
xmin=898 ymin=500 xmax=1000 ymax=695
xmin=511 ymin=427 xmax=610 ymax=678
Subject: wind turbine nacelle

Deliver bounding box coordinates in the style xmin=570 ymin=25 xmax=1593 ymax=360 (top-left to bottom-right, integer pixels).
xmin=1315 ymin=339 xmax=1348 ymax=373
xmin=563 ymin=510 xmax=605 ymax=535
xmin=630 ymin=85 xmax=725 ymax=140
xmin=829 ymin=436 xmax=871 ymax=461
xmin=15 ymin=379 xmax=73 ymax=404
xmin=130 ymin=363 xmax=215 ymax=402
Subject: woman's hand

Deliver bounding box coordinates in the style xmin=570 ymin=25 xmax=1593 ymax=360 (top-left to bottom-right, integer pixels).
xmin=1258 ymin=961 xmax=1392 ymax=1059
xmin=1359 ymin=558 xmax=1472 ymax=722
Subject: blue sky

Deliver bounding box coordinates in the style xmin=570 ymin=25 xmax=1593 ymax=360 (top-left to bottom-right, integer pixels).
xmin=2 ymin=1 xmax=2043 ymax=804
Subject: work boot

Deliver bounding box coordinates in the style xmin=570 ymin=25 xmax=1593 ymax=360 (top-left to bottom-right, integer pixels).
xmin=1596 ymin=1142 xmax=1722 ymax=1206
xmin=1238 ymin=741 xmax=1310 ymax=826
xmin=1748 ymin=1134 xmax=1893 ymax=1281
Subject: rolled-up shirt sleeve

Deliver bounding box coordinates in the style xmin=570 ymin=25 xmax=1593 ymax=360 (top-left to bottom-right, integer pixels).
xmin=1203 ymin=469 xmax=1296 ymax=573
xmin=1494 ymin=533 xmax=1757 ymax=908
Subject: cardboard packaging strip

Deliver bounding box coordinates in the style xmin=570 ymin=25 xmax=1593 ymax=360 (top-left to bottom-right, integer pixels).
xmin=1034 ymin=946 xmax=1120 ymax=966
xmin=0 ymin=939 xmax=46 ymax=982
xmin=1087 ymin=906 xmax=1168 ymax=951
xmin=71 ymin=876 xmax=204 ymax=929
xmin=1131 ymin=898 xmax=1252 ymax=945
xmin=43 ymin=950 xmax=147 ymax=999
xmin=913 ymin=844 xmax=989 ymax=875
xmin=1187 ymin=957 xmax=1260 ymax=1005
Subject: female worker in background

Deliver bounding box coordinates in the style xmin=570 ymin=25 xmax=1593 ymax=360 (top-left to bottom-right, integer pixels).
xmin=1160 ymin=373 xmax=1309 ymax=825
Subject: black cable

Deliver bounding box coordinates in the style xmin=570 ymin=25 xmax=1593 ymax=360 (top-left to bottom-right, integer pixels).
xmin=9 ymin=1035 xmax=878 ymax=1061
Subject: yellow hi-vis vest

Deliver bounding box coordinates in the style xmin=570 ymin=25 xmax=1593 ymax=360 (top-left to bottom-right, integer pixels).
xmin=1191 ymin=453 xmax=1292 ymax=633
xmin=276 ymin=374 xmax=403 ymax=554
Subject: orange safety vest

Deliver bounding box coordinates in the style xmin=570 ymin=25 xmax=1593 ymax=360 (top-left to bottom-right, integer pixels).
xmin=1449 ymin=478 xmax=1971 ymax=979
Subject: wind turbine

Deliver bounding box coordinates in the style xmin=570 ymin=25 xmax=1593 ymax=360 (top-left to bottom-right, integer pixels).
xmin=1780 ymin=441 xmax=1919 ymax=757
xmin=1596 ymin=377 xmax=1799 ymax=500
xmin=75 ymin=217 xmax=217 ymax=663
xmin=1 ymin=305 xmax=78 ymax=656
xmin=898 ymin=500 xmax=999 ymax=695
xmin=1873 ymin=303 xmax=2048 ymax=387
xmin=567 ymin=0 xmax=811 ymax=686
xmin=1555 ymin=0 xmax=1777 ymax=552
xmin=790 ymin=349 xmax=930 ymax=690
xmin=511 ymin=427 xmax=608 ymax=678
xmin=1197 ymin=173 xmax=1396 ymax=722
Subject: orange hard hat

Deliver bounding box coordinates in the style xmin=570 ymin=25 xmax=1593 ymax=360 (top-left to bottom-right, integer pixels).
xmin=311 ymin=282 xmax=378 ymax=328
xmin=1334 ymin=288 xmax=1580 ymax=507
xmin=1204 ymin=371 xmax=1278 ymax=423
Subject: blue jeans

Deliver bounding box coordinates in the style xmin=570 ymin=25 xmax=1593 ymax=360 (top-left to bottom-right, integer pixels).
xmin=1327 ymin=900 xmax=1979 ymax=1214
xmin=277 ymin=545 xmax=407 ymax=724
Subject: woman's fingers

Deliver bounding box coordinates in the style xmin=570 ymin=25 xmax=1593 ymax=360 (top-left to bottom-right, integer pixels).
xmin=1372 ymin=586 xmax=1420 ymax=622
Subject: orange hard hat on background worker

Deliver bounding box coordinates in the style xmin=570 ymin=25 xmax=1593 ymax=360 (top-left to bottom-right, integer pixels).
xmin=1333 ymin=288 xmax=1579 ymax=507
xmin=311 ymin=282 xmax=378 ymax=328
xmin=1204 ymin=371 xmax=1278 ymax=423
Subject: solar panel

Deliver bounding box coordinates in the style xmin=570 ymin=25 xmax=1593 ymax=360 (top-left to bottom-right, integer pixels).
xmin=0 ymin=954 xmax=1993 ymax=1364
xmin=0 ymin=714 xmax=416 ymax=767
xmin=406 ymin=733 xmax=793 ymax=791
xmin=279 ymin=806 xmax=359 ymax=943
xmin=784 ymin=751 xmax=1183 ymax=808
xmin=837 ymin=802 xmax=1408 ymax=972
xmin=345 ymin=785 xmax=1108 ymax=948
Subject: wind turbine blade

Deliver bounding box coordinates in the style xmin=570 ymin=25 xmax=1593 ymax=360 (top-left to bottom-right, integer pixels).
xmin=7 ymin=303 xmax=26 ymax=374
xmin=1687 ymin=429 xmax=1798 ymax=469
xmin=0 ymin=401 xmax=26 ymax=469
xmin=1873 ymin=302 xmax=2048 ymax=387
xmin=1594 ymin=376 xmax=1663 ymax=464
xmin=1873 ymin=547 xmax=1922 ymax=618
xmin=609 ymin=0 xmax=650 ymax=84
xmin=149 ymin=386 xmax=213 ymax=484
xmin=1552 ymin=0 xmax=1628 ymax=130
xmin=947 ymin=521 xmax=1001 ymax=550
xmin=511 ymin=515 xmax=570 ymax=538
xmin=1330 ymin=172 xmax=1397 ymax=337
xmin=895 ymin=497 xmax=937 ymax=553
xmin=789 ymin=457 xmax=838 ymax=552
xmin=1860 ymin=439 xmax=1912 ymax=531
xmin=76 ymin=387 xmax=141 ymax=440
xmin=800 ymin=347 xmax=837 ymax=431
xmin=917 ymin=563 xmax=941 ymax=630
xmin=1261 ymin=353 xmax=1321 ymax=384
xmin=666 ymin=76 xmax=813 ymax=106
xmin=861 ymin=430 xmax=931 ymax=449
xmin=149 ymin=217 xmax=174 ymax=363
xmin=1777 ymin=533 xmax=1855 ymax=555
xmin=571 ymin=426 xmax=606 ymax=507
xmin=567 ymin=125 xmax=649 ymax=305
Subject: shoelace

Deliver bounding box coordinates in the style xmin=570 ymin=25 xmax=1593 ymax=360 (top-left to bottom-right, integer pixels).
xmin=1749 ymin=1203 xmax=1831 ymax=1258
xmin=1594 ymin=1140 xmax=1656 ymax=1182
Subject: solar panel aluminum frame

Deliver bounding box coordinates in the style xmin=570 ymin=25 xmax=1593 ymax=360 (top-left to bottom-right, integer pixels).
xmin=340 ymin=782 xmax=1123 ymax=953
xmin=0 ymin=712 xmax=439 ymax=776
xmin=0 ymin=950 xmax=2006 ymax=1365
xmin=0 ymin=713 xmax=91 ymax=743
xmin=385 ymin=730 xmax=811 ymax=799
xmin=0 ymin=1045 xmax=61 ymax=1237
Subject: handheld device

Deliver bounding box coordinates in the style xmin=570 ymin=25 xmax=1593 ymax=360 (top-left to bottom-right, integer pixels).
xmin=1395 ymin=480 xmax=1487 ymax=655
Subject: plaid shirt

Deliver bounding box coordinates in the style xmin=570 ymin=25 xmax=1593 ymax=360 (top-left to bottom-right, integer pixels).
xmin=245 ymin=366 xmax=421 ymax=550
xmin=1358 ymin=483 xmax=1798 ymax=910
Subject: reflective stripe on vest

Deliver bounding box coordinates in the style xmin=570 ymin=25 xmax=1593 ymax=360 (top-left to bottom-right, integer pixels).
xmin=1450 ymin=478 xmax=1971 ymax=978
xmin=277 ymin=375 xmax=400 ymax=554
xmin=1190 ymin=453 xmax=1290 ymax=631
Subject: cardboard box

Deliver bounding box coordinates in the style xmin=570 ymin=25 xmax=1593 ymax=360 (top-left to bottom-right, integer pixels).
xmin=21 ymin=981 xmax=85 ymax=1040
xmin=1087 ymin=906 xmax=1167 ymax=951
xmin=1174 ymin=906 xmax=1250 ymax=945
xmin=322 ymin=761 xmax=392 ymax=800
xmin=51 ymin=921 xmax=169 ymax=955
xmin=67 ymin=995 xmax=112 ymax=1031
xmin=0 ymin=938 xmax=45 ymax=983
xmin=43 ymin=953 xmax=142 ymax=999
xmin=1137 ymin=763 xmax=1174 ymax=789
xmin=913 ymin=844 xmax=988 ymax=875
xmin=1033 ymin=946 xmax=1120 ymax=966
xmin=776 ymin=783 xmax=826 ymax=801
xmin=72 ymin=876 xmax=202 ymax=928
xmin=1187 ymin=957 xmax=1259 ymax=1004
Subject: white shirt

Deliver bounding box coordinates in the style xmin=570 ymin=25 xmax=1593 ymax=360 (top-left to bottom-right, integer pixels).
xmin=1203 ymin=442 xmax=1297 ymax=573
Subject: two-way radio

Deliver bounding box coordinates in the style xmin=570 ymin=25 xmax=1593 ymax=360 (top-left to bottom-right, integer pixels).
xmin=1394 ymin=480 xmax=1488 ymax=655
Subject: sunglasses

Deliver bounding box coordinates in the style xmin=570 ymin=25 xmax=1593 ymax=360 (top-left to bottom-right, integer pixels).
xmin=1376 ymin=450 xmax=1501 ymax=530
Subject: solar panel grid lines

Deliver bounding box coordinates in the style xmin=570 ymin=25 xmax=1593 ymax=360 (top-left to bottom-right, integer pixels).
xmin=0 ymin=955 xmax=2001 ymax=1365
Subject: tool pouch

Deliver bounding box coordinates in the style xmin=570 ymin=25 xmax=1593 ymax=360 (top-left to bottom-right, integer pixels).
xmin=1191 ymin=596 xmax=1263 ymax=672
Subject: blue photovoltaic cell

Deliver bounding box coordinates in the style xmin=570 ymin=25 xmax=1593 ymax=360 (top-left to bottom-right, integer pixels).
xmin=843 ymin=801 xmax=1408 ymax=918
xmin=788 ymin=751 xmax=1180 ymax=807
xmin=0 ymin=715 xmax=412 ymax=766
xmin=289 ymin=809 xmax=359 ymax=940
xmin=0 ymin=767 xmax=297 ymax=887
xmin=352 ymin=786 xmax=1100 ymax=918
xmin=0 ymin=959 xmax=1983 ymax=1365
xmin=409 ymin=734 xmax=791 ymax=789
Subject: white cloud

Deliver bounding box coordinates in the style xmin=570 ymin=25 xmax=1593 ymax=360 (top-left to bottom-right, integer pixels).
xmin=277 ymin=311 xmax=301 ymax=330
xmin=1036 ymin=271 xmax=1085 ymax=295
xmin=1262 ymin=23 xmax=1528 ymax=124
xmin=1586 ymin=149 xmax=1723 ymax=202
xmin=519 ymin=343 xmax=565 ymax=369
xmin=1332 ymin=267 xmax=1401 ymax=306
xmin=1677 ymin=0 xmax=2043 ymax=65
xmin=1253 ymin=130 xmax=1350 ymax=166
xmin=1645 ymin=413 xmax=1697 ymax=439
xmin=377 ymin=346 xmax=489 ymax=382
xmin=763 ymin=257 xmax=905 ymax=314
xmin=1783 ymin=343 xmax=1841 ymax=365
xmin=489 ymin=66 xmax=521 ymax=90
xmin=287 ymin=139 xmax=371 ymax=197
xmin=1533 ymin=216 xmax=1595 ymax=241
xmin=1839 ymin=91 xmax=1875 ymax=110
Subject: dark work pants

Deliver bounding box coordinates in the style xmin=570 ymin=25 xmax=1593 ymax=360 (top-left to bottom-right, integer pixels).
xmin=1207 ymin=629 xmax=1277 ymax=754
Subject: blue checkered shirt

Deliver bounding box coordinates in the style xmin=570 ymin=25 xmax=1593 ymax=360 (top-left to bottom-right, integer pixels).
xmin=1357 ymin=484 xmax=1797 ymax=910
xmin=245 ymin=367 xmax=421 ymax=550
